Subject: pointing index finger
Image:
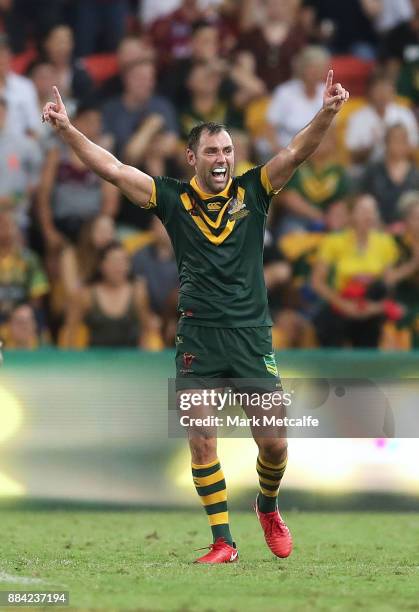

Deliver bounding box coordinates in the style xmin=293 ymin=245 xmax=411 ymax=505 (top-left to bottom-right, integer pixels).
xmin=53 ymin=86 xmax=63 ymax=107
xmin=326 ymin=69 xmax=334 ymax=90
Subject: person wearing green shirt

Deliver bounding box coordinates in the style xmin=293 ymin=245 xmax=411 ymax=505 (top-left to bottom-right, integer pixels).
xmin=278 ymin=126 xmax=351 ymax=235
xmin=42 ymin=71 xmax=349 ymax=564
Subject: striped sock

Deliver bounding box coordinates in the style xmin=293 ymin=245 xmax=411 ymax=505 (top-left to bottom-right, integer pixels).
xmin=257 ymin=453 xmax=288 ymax=513
xmin=192 ymin=458 xmax=233 ymax=545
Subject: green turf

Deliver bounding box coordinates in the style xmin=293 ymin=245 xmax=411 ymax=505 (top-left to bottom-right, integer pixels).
xmin=0 ymin=510 xmax=418 ymax=611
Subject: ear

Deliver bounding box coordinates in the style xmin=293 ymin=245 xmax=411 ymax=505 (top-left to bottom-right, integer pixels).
xmin=186 ymin=148 xmax=196 ymax=167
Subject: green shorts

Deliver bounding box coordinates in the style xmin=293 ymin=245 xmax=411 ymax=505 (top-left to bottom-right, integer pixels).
xmin=175 ymin=322 xmax=281 ymax=391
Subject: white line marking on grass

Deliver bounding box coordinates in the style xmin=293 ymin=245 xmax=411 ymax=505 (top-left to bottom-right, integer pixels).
xmin=0 ymin=572 xmax=44 ymax=585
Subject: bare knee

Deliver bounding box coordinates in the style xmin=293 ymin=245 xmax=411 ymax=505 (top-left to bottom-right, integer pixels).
xmin=189 ymin=437 xmax=217 ymax=465
xmin=257 ymin=438 xmax=288 ymax=464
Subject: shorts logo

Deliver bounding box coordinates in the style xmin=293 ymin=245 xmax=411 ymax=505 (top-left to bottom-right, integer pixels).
xmin=180 ymin=309 xmax=194 ymax=318
xmin=176 ymin=335 xmax=184 ymax=345
xmin=264 ymin=352 xmax=278 ymax=377
xmin=183 ymin=352 xmax=196 ymax=370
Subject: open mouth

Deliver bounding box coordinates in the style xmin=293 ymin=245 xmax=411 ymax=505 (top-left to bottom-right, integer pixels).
xmin=211 ymin=167 xmax=227 ymax=179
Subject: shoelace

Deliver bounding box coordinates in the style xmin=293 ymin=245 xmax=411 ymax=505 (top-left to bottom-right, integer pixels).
xmin=266 ymin=513 xmax=286 ymax=537
xmin=194 ymin=539 xmax=227 ymax=552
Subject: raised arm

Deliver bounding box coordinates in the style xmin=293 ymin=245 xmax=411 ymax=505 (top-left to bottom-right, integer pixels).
xmin=43 ymin=87 xmax=153 ymax=207
xmin=265 ymin=70 xmax=349 ymax=191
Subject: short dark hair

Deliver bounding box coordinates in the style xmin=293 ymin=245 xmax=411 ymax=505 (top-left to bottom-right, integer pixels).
xmin=187 ymin=122 xmax=231 ymax=152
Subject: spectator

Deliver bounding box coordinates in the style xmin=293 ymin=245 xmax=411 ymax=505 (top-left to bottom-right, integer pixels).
xmin=279 ymin=124 xmax=352 ymax=234
xmin=140 ymin=0 xmax=224 ymax=26
xmin=263 ymin=228 xmax=292 ymax=317
xmin=1 ymin=303 xmax=40 ymax=349
xmin=0 ymin=96 xmax=43 ymax=233
xmin=266 ymin=45 xmax=329 ymax=149
xmin=102 ymin=59 xmax=179 ymax=228
xmin=160 ymin=20 xmax=222 ymax=106
xmin=65 ymin=241 xmax=153 ymax=348
xmin=140 ymin=0 xmax=179 ymax=25
xmin=359 ymin=123 xmax=419 ymax=227
xmin=149 ymin=0 xmax=219 ymax=70
xmin=1 ymin=0 xmax=66 ymax=54
xmin=304 ymin=0 xmax=377 ymax=58
xmin=37 ymin=104 xmax=119 ymax=249
xmin=381 ymin=0 xmax=419 ymax=70
xmin=132 ymin=216 xmax=178 ymax=320
xmin=237 ymin=0 xmax=308 ymax=91
xmin=0 ymin=211 xmax=49 ymax=324
xmin=27 ymin=60 xmax=58 ymax=150
xmin=346 ymin=72 xmax=418 ymax=168
xmin=228 ymin=50 xmax=267 ymax=109
xmin=230 ymin=128 xmax=255 ymax=176
xmin=132 ymin=215 xmax=179 ymax=346
xmin=396 ymin=54 xmax=419 ymax=108
xmin=262 ymin=228 xmax=316 ymax=349
xmin=102 ymin=59 xmax=178 ymax=160
xmin=179 ymin=61 xmax=244 ymax=143
xmin=391 ymin=0 xmax=419 ymax=106
xmin=275 ymin=199 xmax=350 ymax=318
xmin=99 ymin=34 xmax=156 ymax=101
xmin=311 ymin=194 xmax=399 ymax=347
xmin=387 ymin=191 xmax=419 ymax=347
xmin=60 ymin=215 xmax=116 ymax=299
xmin=41 ymin=24 xmax=94 ymax=104
xmin=161 ymin=21 xmax=265 ymax=112
xmin=74 ymin=0 xmax=130 ymax=57
xmin=369 ymin=0 xmax=413 ymax=35
xmin=0 ymin=33 xmax=40 ymax=136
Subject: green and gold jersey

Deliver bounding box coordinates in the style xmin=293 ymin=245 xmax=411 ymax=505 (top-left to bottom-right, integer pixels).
xmin=283 ymin=160 xmax=350 ymax=208
xmin=146 ymin=166 xmax=277 ymax=327
xmin=0 ymin=248 xmax=49 ymax=322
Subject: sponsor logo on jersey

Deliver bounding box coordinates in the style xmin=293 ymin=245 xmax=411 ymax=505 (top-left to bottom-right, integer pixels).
xmin=207 ymin=202 xmax=222 ymax=211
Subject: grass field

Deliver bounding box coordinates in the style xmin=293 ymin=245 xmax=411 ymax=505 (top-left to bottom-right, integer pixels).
xmin=0 ymin=509 xmax=418 ymax=611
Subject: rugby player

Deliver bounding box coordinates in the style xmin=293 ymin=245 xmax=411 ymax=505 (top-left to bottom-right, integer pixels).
xmin=43 ymin=70 xmax=349 ymax=563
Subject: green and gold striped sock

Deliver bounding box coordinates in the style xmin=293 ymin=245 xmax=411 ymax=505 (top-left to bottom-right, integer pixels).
xmin=257 ymin=453 xmax=288 ymax=513
xmin=192 ymin=458 xmax=233 ymax=545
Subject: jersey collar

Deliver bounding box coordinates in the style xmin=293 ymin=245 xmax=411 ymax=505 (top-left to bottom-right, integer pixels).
xmin=190 ymin=175 xmax=233 ymax=200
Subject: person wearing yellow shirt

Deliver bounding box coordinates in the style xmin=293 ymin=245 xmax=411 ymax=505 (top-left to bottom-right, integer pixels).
xmin=311 ymin=194 xmax=399 ymax=347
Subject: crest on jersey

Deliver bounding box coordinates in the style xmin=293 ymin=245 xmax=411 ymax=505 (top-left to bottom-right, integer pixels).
xmin=228 ymin=196 xmax=249 ymax=220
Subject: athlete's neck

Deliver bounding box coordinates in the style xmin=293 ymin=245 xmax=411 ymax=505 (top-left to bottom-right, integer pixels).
xmin=196 ymin=176 xmax=217 ymax=195
xmin=192 ymin=175 xmax=232 ymax=199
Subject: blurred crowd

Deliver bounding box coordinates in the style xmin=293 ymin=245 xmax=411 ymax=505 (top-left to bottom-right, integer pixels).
xmin=1 ymin=0 xmax=419 ymax=351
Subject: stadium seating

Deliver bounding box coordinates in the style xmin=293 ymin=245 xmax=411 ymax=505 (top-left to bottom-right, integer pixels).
xmin=82 ymin=53 xmax=118 ymax=85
